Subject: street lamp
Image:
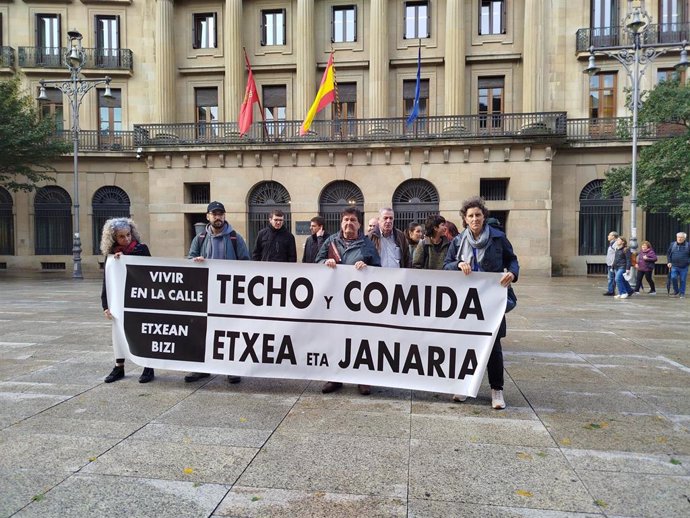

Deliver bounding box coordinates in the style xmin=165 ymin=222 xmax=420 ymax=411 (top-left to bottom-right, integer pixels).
xmin=37 ymin=29 xmax=113 ymax=279
xmin=583 ymin=4 xmax=688 ymax=254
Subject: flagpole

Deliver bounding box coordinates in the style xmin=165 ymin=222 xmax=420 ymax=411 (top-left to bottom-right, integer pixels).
xmin=332 ymin=48 xmax=341 ymax=139
xmin=243 ymin=47 xmax=269 ymax=140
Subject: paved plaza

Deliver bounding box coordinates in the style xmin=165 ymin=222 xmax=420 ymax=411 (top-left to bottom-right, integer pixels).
xmin=0 ymin=274 xmax=688 ymax=518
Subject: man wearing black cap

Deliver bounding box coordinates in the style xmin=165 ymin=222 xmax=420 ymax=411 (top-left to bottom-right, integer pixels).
xmin=184 ymin=201 xmax=250 ymax=384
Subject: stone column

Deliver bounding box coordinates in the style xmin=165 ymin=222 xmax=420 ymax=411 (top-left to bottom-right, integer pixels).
xmin=444 ymin=0 xmax=465 ymax=115
xmin=224 ymin=0 xmax=244 ymax=122
xmin=295 ymin=0 xmax=316 ymax=120
xmin=155 ymin=0 xmax=176 ymax=123
xmin=369 ymin=0 xmax=389 ymax=118
xmin=522 ymin=0 xmax=545 ymax=113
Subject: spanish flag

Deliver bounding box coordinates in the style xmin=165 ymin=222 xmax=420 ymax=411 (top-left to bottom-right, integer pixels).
xmin=300 ymin=53 xmax=336 ymax=136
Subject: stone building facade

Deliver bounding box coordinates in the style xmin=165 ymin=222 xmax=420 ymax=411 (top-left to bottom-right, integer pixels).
xmin=0 ymin=0 xmax=688 ymax=275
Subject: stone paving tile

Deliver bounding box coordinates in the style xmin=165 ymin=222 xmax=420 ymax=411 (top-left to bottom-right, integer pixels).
xmin=410 ymin=414 xmax=556 ymax=448
xmin=214 ymin=486 xmax=407 ymax=517
xmin=408 ymin=499 xmax=605 ymax=517
xmin=278 ymin=406 xmax=410 ymax=439
xmin=4 ymin=414 xmax=143 ymax=440
xmin=515 ymin=381 xmax=658 ymax=414
xmin=82 ymin=438 xmax=257 ymax=485
xmin=154 ymin=391 xmax=295 ymax=430
xmin=12 ymin=473 xmax=230 ymax=518
xmin=11 ymin=360 xmax=119 ymax=386
xmin=632 ymin=386 xmax=690 ymax=416
xmin=132 ymin=422 xmax=273 ymax=449
xmin=408 ymin=440 xmax=599 ymax=513
xmin=506 ymin=362 xmax=611 ymax=385
xmin=197 ymin=375 xmax=312 ymax=396
xmin=539 ymin=411 xmax=690 ymax=455
xmin=0 ymin=469 xmax=70 ymax=517
xmin=562 ymin=448 xmax=690 ymax=476
xmin=594 ymin=363 xmax=690 ymax=389
xmin=237 ymin=432 xmax=409 ymax=498
xmin=38 ymin=383 xmax=189 ymax=424
xmin=0 ymin=359 xmax=57 ymax=380
xmin=296 ymin=392 xmax=411 ymax=413
xmin=0 ymin=390 xmax=71 ymax=420
xmin=0 ymin=431 xmax=120 ymax=472
xmin=578 ymin=471 xmax=690 ymax=518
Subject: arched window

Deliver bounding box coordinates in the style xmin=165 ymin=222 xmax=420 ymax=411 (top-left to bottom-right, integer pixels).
xmin=318 ymin=181 xmax=364 ymax=235
xmin=247 ymin=181 xmax=291 ymax=253
xmin=92 ymin=187 xmax=131 ymax=254
xmin=392 ymin=179 xmax=440 ymax=232
xmin=35 ymin=186 xmax=72 ymax=255
xmin=0 ymin=188 xmax=14 ymax=255
xmin=578 ymin=180 xmax=622 ymax=255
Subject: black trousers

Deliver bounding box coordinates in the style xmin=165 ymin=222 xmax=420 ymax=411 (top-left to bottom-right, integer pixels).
xmin=635 ymin=270 xmax=655 ymax=292
xmin=487 ymin=316 xmax=506 ymax=390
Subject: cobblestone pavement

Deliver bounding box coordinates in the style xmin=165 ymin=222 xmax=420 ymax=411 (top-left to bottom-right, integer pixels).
xmin=0 ymin=275 xmax=688 ymax=517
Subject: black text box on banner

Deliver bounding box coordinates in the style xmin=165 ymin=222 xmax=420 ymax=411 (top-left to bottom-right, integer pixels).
xmin=124 ymin=265 xmax=209 ymax=313
xmin=123 ymin=311 xmax=207 ymax=362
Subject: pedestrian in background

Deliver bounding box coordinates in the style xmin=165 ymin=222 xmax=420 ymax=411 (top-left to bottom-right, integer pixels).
xmin=613 ymin=236 xmax=635 ymax=299
xmin=667 ymin=232 xmax=690 ymax=299
xmin=634 ymin=240 xmax=657 ymax=294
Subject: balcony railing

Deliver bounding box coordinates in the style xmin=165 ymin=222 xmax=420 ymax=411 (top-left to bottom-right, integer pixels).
xmin=0 ymin=47 xmax=15 ymax=68
xmin=18 ymin=47 xmax=133 ymax=71
xmin=576 ymin=22 xmax=690 ymax=52
xmin=565 ymin=117 xmax=682 ymax=141
xmin=44 ymin=117 xmax=683 ymax=153
xmin=54 ymin=130 xmax=137 ymax=151
xmin=134 ymin=112 xmax=568 ymax=146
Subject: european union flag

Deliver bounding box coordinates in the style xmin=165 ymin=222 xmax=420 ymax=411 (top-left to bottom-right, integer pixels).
xmin=407 ymin=43 xmax=421 ymax=126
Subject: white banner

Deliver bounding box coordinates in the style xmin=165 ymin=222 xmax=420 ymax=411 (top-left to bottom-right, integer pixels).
xmin=106 ymin=256 xmax=507 ymax=396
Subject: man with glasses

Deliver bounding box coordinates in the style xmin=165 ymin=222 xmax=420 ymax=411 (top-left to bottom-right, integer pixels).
xmin=184 ymin=201 xmax=250 ymax=384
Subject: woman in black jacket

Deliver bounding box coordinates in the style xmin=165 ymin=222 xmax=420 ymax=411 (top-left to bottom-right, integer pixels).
xmin=100 ymin=218 xmax=154 ymax=383
xmin=612 ymin=236 xmax=635 ymax=299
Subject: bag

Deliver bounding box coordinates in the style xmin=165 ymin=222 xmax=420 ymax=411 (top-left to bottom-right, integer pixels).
xmin=506 ymin=286 xmax=517 ymax=313
xmin=623 ymin=270 xmax=633 ymax=282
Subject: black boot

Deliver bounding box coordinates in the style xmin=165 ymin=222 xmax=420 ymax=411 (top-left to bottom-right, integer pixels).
xmin=104 ymin=365 xmax=124 ymax=383
xmin=138 ymin=368 xmax=154 ymax=383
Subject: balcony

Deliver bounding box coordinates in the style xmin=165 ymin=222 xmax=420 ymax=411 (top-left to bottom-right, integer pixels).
xmin=133 ymin=112 xmax=568 ymax=147
xmin=565 ymin=117 xmax=671 ymax=141
xmin=54 ymin=130 xmax=137 ymax=151
xmin=576 ymin=22 xmax=690 ymax=52
xmin=18 ymin=47 xmax=133 ymax=72
xmin=0 ymin=47 xmax=15 ymax=68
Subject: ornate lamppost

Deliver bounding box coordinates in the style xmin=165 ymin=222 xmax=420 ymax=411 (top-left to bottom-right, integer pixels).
xmin=583 ymin=4 xmax=688 ymax=253
xmin=38 ymin=29 xmax=113 ymax=279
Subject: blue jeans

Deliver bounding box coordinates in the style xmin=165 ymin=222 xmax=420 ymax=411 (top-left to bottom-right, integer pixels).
xmin=615 ymin=268 xmax=634 ymax=295
xmin=607 ymin=267 xmax=616 ymax=294
xmin=670 ymin=265 xmax=688 ymax=295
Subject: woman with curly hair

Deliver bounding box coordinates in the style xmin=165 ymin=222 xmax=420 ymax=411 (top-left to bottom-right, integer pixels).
xmin=444 ymin=197 xmax=519 ymax=409
xmin=100 ymin=217 xmax=154 ymax=383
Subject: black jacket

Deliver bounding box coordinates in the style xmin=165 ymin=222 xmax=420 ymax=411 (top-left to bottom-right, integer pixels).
xmin=101 ymin=242 xmax=151 ymax=310
xmin=302 ymin=231 xmax=330 ymax=263
xmin=252 ymin=225 xmax=297 ymax=262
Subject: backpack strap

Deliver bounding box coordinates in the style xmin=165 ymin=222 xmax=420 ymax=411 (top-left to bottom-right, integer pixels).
xmin=198 ymin=230 xmax=239 ymax=258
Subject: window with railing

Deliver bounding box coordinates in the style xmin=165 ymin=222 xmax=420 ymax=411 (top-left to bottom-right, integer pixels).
xmin=95 ymin=15 xmax=120 ymax=67
xmin=659 ymin=0 xmax=688 ymax=43
xmin=261 ymin=9 xmax=286 ymax=46
xmin=263 ymin=85 xmax=286 ymax=137
xmin=589 ymin=72 xmax=617 ymax=136
xmin=480 ymin=179 xmax=508 ymax=200
xmin=0 ymin=187 xmax=14 ymax=255
xmin=34 ymin=186 xmax=72 ymax=255
xmin=480 ymin=0 xmax=506 ymax=35
xmin=91 ymin=186 xmax=130 ymax=254
xmin=185 ymin=183 xmax=210 ymax=205
xmin=332 ymin=5 xmax=356 ymax=43
xmin=404 ymin=78 xmax=428 ymax=130
xmin=39 ymin=87 xmax=64 ymax=131
xmin=578 ymin=180 xmax=622 ymax=255
xmin=193 ymin=13 xmax=217 ymax=49
xmin=332 ymin=82 xmax=357 ymax=137
xmin=404 ymin=1 xmax=429 ymax=39
xmin=478 ymin=76 xmax=504 ymax=130
xmin=195 ymin=87 xmax=218 ymax=139
xmin=35 ymin=13 xmax=61 ymax=66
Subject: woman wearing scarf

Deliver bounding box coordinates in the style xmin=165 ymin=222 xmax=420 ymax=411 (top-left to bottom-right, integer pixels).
xmin=100 ymin=218 xmax=154 ymax=384
xmin=444 ymin=197 xmax=519 ymax=409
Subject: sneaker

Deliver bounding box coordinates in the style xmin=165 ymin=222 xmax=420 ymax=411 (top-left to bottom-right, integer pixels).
xmin=104 ymin=365 xmax=124 ymax=383
xmin=681 ymin=294 xmax=686 ymax=299
xmin=631 ymin=291 xmax=640 ymax=296
xmin=184 ymin=372 xmax=210 ymax=383
xmin=138 ymin=368 xmax=154 ymax=384
xmin=227 ymin=375 xmax=241 ymax=384
xmin=491 ymin=389 xmax=506 ymax=410
xmin=619 ymin=293 xmax=629 ymax=299
xmin=452 ymin=394 xmax=467 ymax=402
xmin=648 ymin=291 xmax=657 ymax=295
xmin=614 ymin=295 xmax=621 ymax=299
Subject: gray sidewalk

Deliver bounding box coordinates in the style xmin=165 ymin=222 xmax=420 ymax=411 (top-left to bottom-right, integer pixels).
xmin=0 ymin=275 xmax=688 ymax=518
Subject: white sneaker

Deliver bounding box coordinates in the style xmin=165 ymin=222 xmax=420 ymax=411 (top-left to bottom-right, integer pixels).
xmin=614 ymin=294 xmax=621 ymax=298
xmin=452 ymin=394 xmax=467 ymax=402
xmin=619 ymin=293 xmax=629 ymax=299
xmin=491 ymin=389 xmax=506 ymax=409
